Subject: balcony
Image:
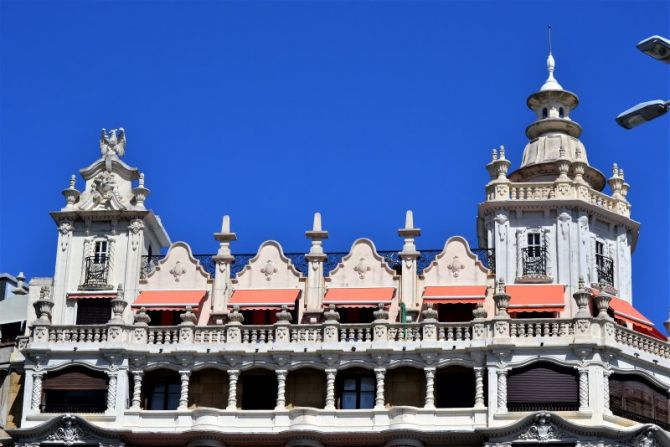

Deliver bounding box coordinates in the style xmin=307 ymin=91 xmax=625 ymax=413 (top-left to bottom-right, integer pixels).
xmin=520 ymin=247 xmax=549 ymax=280
xmin=596 ymin=254 xmax=615 ymax=288
xmin=79 ymin=256 xmax=111 ymax=290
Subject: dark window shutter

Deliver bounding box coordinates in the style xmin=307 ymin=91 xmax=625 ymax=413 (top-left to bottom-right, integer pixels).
xmin=43 ymin=367 xmax=108 ymax=390
xmin=508 ymin=363 xmax=578 ymax=410
xmin=76 ymin=299 xmax=111 ymax=325
xmin=610 ymin=374 xmax=669 ymax=427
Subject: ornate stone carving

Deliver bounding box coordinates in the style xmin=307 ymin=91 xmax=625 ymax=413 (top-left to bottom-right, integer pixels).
xmin=517 ymin=413 xmax=565 ymax=442
xmin=31 ymin=371 xmax=45 ymax=410
xmin=129 ymin=218 xmax=143 ymax=251
xmin=353 ymin=257 xmax=371 ymax=279
xmin=45 ymin=415 xmax=85 ymax=445
xmin=578 ymin=367 xmax=589 ymax=410
xmin=424 ymin=368 xmax=435 ymax=408
xmin=100 ymin=128 xmax=126 ymax=171
xmin=374 ymin=368 xmax=385 ymax=409
xmin=89 ymin=172 xmax=125 ymax=210
xmin=447 ymin=255 xmax=465 ymax=277
xmin=106 ymin=371 xmax=118 ymax=412
xmin=276 ymin=370 xmax=287 ymax=409
xmin=178 ymin=370 xmax=191 ymax=409
xmin=227 ymin=370 xmax=239 ymax=410
xmin=131 ymin=370 xmax=144 ymax=410
xmin=496 ymin=369 xmax=507 ymax=411
xmin=325 ymin=369 xmax=336 ymax=410
xmin=474 ymin=367 xmax=485 ymax=408
xmin=58 ymin=219 xmax=74 ymax=251
xmin=260 ymin=259 xmax=278 ymax=280
xmin=170 ymin=261 xmax=187 ymax=282
xmin=631 ymin=428 xmax=658 ymax=447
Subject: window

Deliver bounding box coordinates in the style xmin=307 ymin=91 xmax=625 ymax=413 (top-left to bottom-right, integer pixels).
xmin=144 ymin=371 xmax=180 ymax=410
xmin=93 ymin=240 xmax=108 ymax=263
xmin=559 ymin=107 xmax=564 ymax=118
xmin=542 ymin=108 xmax=548 ymax=118
xmin=338 ymin=308 xmax=375 ymax=324
xmin=75 ymin=299 xmax=111 ymax=325
xmin=507 ymin=362 xmax=579 ymax=411
xmin=146 ymin=310 xmax=181 ymax=326
xmin=610 ymin=374 xmax=670 ymax=430
xmin=595 ymin=240 xmax=614 ymax=287
xmin=527 ymin=232 xmax=542 ymax=258
xmin=239 ymin=369 xmax=277 ymax=410
xmin=0 ymin=321 xmax=24 ymax=343
xmin=521 ymin=231 xmax=547 ymax=278
xmin=435 ymin=366 xmax=476 ymax=408
xmin=42 ymin=367 xmax=108 ymax=413
xmin=338 ymin=369 xmax=375 ymax=409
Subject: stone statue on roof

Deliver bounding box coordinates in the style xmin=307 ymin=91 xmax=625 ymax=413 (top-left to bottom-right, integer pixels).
xmin=99 ymin=128 xmax=126 ymax=171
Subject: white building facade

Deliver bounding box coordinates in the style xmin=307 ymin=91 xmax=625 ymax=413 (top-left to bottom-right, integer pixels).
xmin=3 ymin=54 xmax=670 ymax=447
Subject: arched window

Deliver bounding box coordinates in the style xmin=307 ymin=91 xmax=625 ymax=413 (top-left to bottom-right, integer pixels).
xmin=542 ymin=108 xmax=548 ymax=118
xmin=238 ymin=369 xmax=277 ymax=410
xmin=336 ymin=368 xmax=375 ymax=409
xmin=435 ymin=366 xmax=475 ymax=408
xmin=143 ymin=369 xmax=180 ymax=410
xmin=507 ymin=362 xmax=578 ymax=411
xmin=610 ymin=374 xmax=669 ymax=429
xmin=42 ymin=366 xmax=108 ymax=413
xmin=559 ymin=107 xmax=565 ymax=118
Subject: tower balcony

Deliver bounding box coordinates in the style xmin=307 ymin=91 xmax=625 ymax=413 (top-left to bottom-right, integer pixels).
xmin=79 ymin=256 xmax=112 ymax=290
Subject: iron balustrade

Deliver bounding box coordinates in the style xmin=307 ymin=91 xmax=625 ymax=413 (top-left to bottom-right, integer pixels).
xmin=80 ymin=256 xmax=110 ymax=289
xmin=521 ymin=247 xmax=548 ymax=277
xmin=596 ymin=254 xmax=615 ymax=287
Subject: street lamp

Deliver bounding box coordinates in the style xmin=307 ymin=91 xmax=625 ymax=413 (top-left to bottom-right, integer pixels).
xmin=616 ymin=35 xmax=670 ymax=129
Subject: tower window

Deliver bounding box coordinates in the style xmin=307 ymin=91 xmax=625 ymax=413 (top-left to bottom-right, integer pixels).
xmin=527 ymin=232 xmax=542 ymax=258
xmin=521 ymin=230 xmax=548 ymax=278
xmin=559 ymin=107 xmax=565 ymax=118
xmin=595 ymin=240 xmax=614 ymax=287
xmin=93 ymin=240 xmax=108 ymax=263
xmin=542 ymin=108 xmax=548 ymax=119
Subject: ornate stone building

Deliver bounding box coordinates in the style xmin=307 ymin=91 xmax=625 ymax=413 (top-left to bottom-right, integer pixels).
xmin=2 ymin=52 xmax=670 ymax=447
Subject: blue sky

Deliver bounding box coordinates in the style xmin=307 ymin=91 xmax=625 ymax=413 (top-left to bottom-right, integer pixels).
xmin=1 ymin=1 xmax=668 ymax=329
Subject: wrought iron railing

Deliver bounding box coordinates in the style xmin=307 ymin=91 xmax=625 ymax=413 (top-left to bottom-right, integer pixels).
xmin=80 ymin=256 xmax=110 ymax=289
xmin=521 ymin=247 xmax=548 ymax=277
xmin=596 ymin=254 xmax=614 ymax=287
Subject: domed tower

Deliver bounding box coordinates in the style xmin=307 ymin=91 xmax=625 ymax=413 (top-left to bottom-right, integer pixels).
xmin=478 ymin=50 xmax=639 ymax=310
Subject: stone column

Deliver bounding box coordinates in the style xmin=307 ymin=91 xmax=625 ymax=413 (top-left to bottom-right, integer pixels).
xmin=398 ymin=210 xmax=421 ymax=311
xmin=374 ymin=368 xmax=385 ymax=409
xmin=602 ymin=369 xmax=612 ymax=414
xmin=178 ymin=370 xmax=191 ymax=410
xmin=227 ymin=370 xmax=239 ymax=410
xmin=31 ymin=371 xmax=45 ymax=412
xmin=424 ymin=367 xmax=435 ymax=409
xmin=325 ymin=369 xmax=336 ymax=410
xmin=474 ymin=367 xmax=485 ymax=408
xmin=106 ymin=370 xmax=118 ymax=413
xmin=496 ymin=369 xmax=507 ymax=412
xmin=276 ymin=370 xmax=287 ymax=410
xmin=212 ymin=215 xmax=236 ymax=318
xmin=305 ymin=212 xmax=328 ymax=312
xmin=578 ymin=367 xmax=589 ymax=411
xmin=130 ymin=370 xmax=144 ymax=410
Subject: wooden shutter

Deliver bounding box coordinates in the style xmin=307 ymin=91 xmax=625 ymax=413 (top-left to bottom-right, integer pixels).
xmin=508 ymin=363 xmax=578 ymax=404
xmin=76 ymin=299 xmax=111 ymax=325
xmin=43 ymin=367 xmax=108 ymax=390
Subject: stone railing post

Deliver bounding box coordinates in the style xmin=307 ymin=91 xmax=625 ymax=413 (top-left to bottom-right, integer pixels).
xmin=398 ymin=210 xmax=421 ymax=313
xmin=323 ymin=305 xmax=340 ymax=343
xmin=130 ymin=370 xmax=144 ymax=410
xmin=132 ymin=307 xmax=150 ymax=344
xmin=227 ymin=370 xmax=239 ymax=410
xmin=421 ymin=304 xmax=438 ymax=342
xmin=31 ymin=370 xmax=45 ymax=412
xmin=374 ymin=368 xmax=386 ymax=409
xmin=424 ymin=367 xmax=435 ymax=409
xmin=493 ymin=280 xmax=511 ymax=342
xmin=496 ymin=368 xmax=508 ymax=412
xmin=179 ymin=306 xmax=197 ymax=344
xmin=276 ymin=370 xmax=287 ymax=409
xmin=178 ymin=370 xmax=191 ymax=410
xmin=305 ymin=212 xmax=328 ymax=312
xmin=325 ymin=369 xmax=337 ymax=410
xmin=474 ymin=367 xmax=485 ymax=408
xmin=226 ymin=306 xmax=244 ymax=343
xmin=32 ymin=286 xmax=54 ymax=343
xmin=106 ymin=370 xmax=118 ymax=414
xmin=107 ymin=284 xmax=128 ymax=344
xmin=274 ymin=306 xmax=292 ymax=343
xmin=212 ymin=215 xmax=236 ymax=320
xmin=372 ymin=304 xmax=389 ymax=342
xmin=472 ymin=302 xmax=488 ymax=342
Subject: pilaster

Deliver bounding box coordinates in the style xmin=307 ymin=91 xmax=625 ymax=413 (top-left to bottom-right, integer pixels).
xmin=305 ymin=212 xmax=328 ymax=313
xmin=398 ymin=210 xmax=421 ymax=313
xmin=212 ymin=215 xmax=236 ymax=319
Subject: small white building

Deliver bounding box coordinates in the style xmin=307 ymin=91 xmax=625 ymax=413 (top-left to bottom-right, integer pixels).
xmin=3 ymin=52 xmax=670 ymax=447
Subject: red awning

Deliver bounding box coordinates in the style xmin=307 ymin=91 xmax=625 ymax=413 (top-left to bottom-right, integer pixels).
xmin=608 ymin=296 xmax=654 ymax=327
xmin=228 ymin=289 xmax=300 ymax=310
xmin=132 ymin=290 xmax=207 ymax=311
xmin=323 ymin=287 xmax=395 ymax=308
xmin=506 ymin=284 xmax=565 ymax=313
xmin=634 ymin=324 xmax=667 ymax=341
xmin=422 ymin=285 xmax=487 ymax=304
xmin=67 ymin=292 xmax=115 ymax=300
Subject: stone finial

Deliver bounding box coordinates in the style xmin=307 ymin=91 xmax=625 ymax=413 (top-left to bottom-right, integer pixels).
xmin=573 ymin=276 xmax=591 ymax=318
xmin=612 ymin=163 xmax=619 ymax=178
xmin=34 ymin=286 xmax=54 ymax=324
xmin=398 ymin=210 xmax=421 ymax=254
xmin=405 ymin=210 xmax=414 ymax=229
xmin=493 ymin=279 xmax=510 ymax=319
xmin=69 ymin=175 xmax=76 ymax=189
xmin=276 ymin=305 xmax=292 ymax=323
xmin=472 ymin=302 xmax=488 ymax=320
xmin=373 ymin=303 xmax=389 ymax=321
xmin=139 ymin=172 xmax=145 ymax=188
xmin=313 ymin=212 xmax=322 ymax=232
xmin=110 ymin=284 xmax=128 ymax=323
xmin=306 ymin=212 xmax=329 ymax=260
xmin=222 ymin=215 xmax=230 ymax=233
xmin=491 ymin=148 xmax=498 ymax=161
xmin=323 ymin=304 xmax=340 ymax=322
xmin=14 ymin=272 xmax=27 ymax=295
xmin=214 ymin=214 xmax=237 ymax=245
xmin=486 ymin=146 xmax=511 ymax=181
xmin=227 ymin=305 xmax=244 ymax=324
xmin=132 ymin=172 xmax=150 ymax=209
xmin=499 ymin=145 xmax=506 ymax=160
xmin=134 ymin=307 xmax=151 ymax=326
xmin=422 ymin=303 xmax=438 ymax=321
xmin=608 ymin=162 xmax=624 ymax=199
xmin=62 ymin=174 xmax=80 ymax=209
xmin=664 ymin=310 xmax=670 ymax=341
xmin=180 ymin=306 xmax=197 ymax=325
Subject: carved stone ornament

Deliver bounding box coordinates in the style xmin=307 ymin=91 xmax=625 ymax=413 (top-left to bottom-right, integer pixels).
xmin=260 ymin=259 xmax=278 ymax=280
xmin=353 ymin=257 xmax=371 ymax=279
xmin=517 ymin=413 xmax=566 ymax=443
xmin=129 ymin=219 xmax=143 ymax=251
xmin=100 ymin=128 xmax=126 ymax=171
xmin=170 ymin=260 xmax=187 ymax=282
xmin=631 ymin=428 xmax=658 ymax=447
xmin=58 ymin=219 xmax=74 ymax=251
xmin=447 ymin=255 xmax=465 ymax=277
xmin=89 ymin=172 xmax=125 ymax=210
xmin=45 ymin=415 xmax=85 ymax=445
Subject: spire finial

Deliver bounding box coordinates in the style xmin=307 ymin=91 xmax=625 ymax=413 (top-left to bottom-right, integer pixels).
xmin=312 ymin=212 xmax=322 ymax=232
xmin=540 ymin=25 xmax=563 ymax=91
xmin=222 ymin=215 xmax=231 ymax=233
xmin=404 ymin=210 xmax=414 ymax=229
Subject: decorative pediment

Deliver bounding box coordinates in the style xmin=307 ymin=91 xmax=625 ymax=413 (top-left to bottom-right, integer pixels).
xmin=327 ymin=238 xmax=397 ymax=288
xmin=234 ymin=240 xmax=303 ymax=289
xmin=142 ymin=242 xmax=211 ymax=288
xmin=76 ymin=171 xmax=129 ymax=211
xmin=422 ymin=236 xmax=488 ymax=285
xmin=7 ymin=414 xmax=123 ymax=446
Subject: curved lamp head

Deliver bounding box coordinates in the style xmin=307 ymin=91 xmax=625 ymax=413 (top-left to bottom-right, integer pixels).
xmin=616 ymin=100 xmax=670 ymax=129
xmin=637 ymin=35 xmax=670 ymax=63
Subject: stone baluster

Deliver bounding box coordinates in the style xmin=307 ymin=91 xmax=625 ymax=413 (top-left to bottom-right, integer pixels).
xmin=398 ymin=210 xmax=421 ymax=312
xmin=424 ymin=367 xmax=435 ymax=409
xmin=305 ymin=212 xmax=328 ymax=312
xmin=106 ymin=370 xmax=118 ymax=413
xmin=374 ymin=368 xmax=386 ymax=409
xmin=227 ymin=370 xmax=239 ymax=410
xmin=578 ymin=367 xmax=589 ymax=411
xmin=325 ymin=369 xmax=337 ymax=410
xmin=178 ymin=370 xmax=191 ymax=410
xmin=276 ymin=370 xmax=287 ymax=409
xmin=496 ymin=369 xmax=508 ymax=412
xmin=130 ymin=370 xmax=144 ymax=410
xmin=31 ymin=371 xmax=45 ymax=412
xmin=474 ymin=367 xmax=485 ymax=408
xmin=212 ymin=215 xmax=236 ymax=319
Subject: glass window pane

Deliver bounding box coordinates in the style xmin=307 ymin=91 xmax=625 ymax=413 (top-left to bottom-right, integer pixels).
xmin=360 ymin=377 xmax=375 ymax=392
xmin=341 ymin=391 xmax=357 ymax=409
xmin=343 ymin=378 xmax=357 ymax=391
xmin=359 ymin=391 xmax=375 ymax=409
